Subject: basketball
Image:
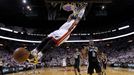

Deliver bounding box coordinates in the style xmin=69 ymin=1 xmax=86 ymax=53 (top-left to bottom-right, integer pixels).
xmin=13 ymin=47 xmax=30 ymax=63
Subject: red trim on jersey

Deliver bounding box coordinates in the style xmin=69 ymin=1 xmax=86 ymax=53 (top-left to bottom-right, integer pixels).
xmin=49 ymin=21 xmax=77 ymax=46
xmin=51 ymin=37 xmax=57 ymax=44
xmin=56 ymin=21 xmax=77 ymax=46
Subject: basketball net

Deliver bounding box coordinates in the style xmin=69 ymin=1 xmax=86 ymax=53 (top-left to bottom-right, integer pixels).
xmin=63 ymin=3 xmax=75 ymax=12
xmin=63 ymin=2 xmax=87 ymax=16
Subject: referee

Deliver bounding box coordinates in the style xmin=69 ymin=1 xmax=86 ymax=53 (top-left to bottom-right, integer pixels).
xmin=74 ymin=48 xmax=82 ymax=75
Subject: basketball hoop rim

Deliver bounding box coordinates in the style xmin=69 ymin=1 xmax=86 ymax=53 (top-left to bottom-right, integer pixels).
xmin=63 ymin=3 xmax=75 ymax=11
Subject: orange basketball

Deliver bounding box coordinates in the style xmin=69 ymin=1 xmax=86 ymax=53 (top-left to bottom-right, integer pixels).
xmin=13 ymin=47 xmax=30 ymax=63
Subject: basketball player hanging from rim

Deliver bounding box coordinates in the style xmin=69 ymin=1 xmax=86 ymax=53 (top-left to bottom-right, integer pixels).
xmin=29 ymin=3 xmax=88 ymax=61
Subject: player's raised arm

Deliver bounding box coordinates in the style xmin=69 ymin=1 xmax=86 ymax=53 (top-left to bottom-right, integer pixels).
xmin=75 ymin=3 xmax=87 ymax=24
xmin=67 ymin=3 xmax=87 ymax=22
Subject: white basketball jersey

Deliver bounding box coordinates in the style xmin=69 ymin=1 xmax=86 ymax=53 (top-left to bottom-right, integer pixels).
xmin=47 ymin=20 xmax=75 ymax=46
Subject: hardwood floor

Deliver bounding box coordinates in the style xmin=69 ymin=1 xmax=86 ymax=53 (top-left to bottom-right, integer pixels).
xmin=7 ymin=67 xmax=134 ymax=75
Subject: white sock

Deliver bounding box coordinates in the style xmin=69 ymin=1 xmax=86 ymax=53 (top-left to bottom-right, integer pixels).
xmin=31 ymin=48 xmax=38 ymax=56
xmin=38 ymin=52 xmax=43 ymax=60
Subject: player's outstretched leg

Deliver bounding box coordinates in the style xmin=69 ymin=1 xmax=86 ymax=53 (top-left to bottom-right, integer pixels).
xmin=29 ymin=37 xmax=56 ymax=61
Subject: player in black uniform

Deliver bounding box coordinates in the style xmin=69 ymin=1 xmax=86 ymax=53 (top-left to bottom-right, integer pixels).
xmin=86 ymin=41 xmax=102 ymax=75
xmin=74 ymin=48 xmax=82 ymax=75
xmin=100 ymin=52 xmax=107 ymax=75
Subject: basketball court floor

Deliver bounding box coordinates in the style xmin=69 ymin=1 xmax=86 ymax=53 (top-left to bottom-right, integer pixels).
xmin=7 ymin=66 xmax=134 ymax=75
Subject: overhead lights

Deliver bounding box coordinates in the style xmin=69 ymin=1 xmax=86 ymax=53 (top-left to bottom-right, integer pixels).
xmin=0 ymin=27 xmax=13 ymax=32
xmin=0 ymin=31 xmax=134 ymax=43
xmin=26 ymin=5 xmax=32 ymax=11
xmin=128 ymin=40 xmax=133 ymax=43
xmin=21 ymin=32 xmax=24 ymax=34
xmin=22 ymin=0 xmax=32 ymax=11
xmin=101 ymin=5 xmax=105 ymax=10
xmin=0 ymin=44 xmax=3 ymax=46
xmin=112 ymin=29 xmax=116 ymax=32
xmin=13 ymin=31 xmax=19 ymax=33
xmin=118 ymin=25 xmax=130 ymax=30
xmin=22 ymin=0 xmax=27 ymax=4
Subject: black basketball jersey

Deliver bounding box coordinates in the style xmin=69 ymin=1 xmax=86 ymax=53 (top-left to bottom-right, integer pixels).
xmin=88 ymin=46 xmax=99 ymax=62
xmin=74 ymin=52 xmax=80 ymax=63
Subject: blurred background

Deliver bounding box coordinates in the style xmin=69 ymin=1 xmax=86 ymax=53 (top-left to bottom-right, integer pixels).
xmin=0 ymin=0 xmax=134 ymax=74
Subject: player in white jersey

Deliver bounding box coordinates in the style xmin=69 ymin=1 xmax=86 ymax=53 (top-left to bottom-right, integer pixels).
xmin=29 ymin=4 xmax=87 ymax=61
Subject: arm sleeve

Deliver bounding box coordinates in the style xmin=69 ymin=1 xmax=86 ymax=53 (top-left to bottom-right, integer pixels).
xmin=77 ymin=7 xmax=86 ymax=19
